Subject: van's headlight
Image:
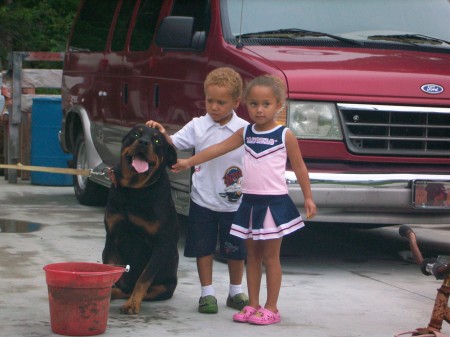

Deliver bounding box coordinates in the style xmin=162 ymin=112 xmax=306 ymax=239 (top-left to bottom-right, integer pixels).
xmin=288 ymin=102 xmax=342 ymax=140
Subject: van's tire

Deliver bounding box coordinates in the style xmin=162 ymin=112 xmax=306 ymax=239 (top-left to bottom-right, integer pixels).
xmin=73 ymin=133 xmax=109 ymax=206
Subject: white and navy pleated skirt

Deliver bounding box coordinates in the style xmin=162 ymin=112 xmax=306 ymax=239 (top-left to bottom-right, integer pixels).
xmin=230 ymin=194 xmax=304 ymax=240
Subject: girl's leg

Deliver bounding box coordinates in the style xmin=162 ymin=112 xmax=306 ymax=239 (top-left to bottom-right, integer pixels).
xmin=245 ymin=238 xmax=263 ymax=309
xmin=261 ymin=238 xmax=283 ymax=313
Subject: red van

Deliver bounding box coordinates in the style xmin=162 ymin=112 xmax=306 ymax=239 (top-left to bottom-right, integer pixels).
xmin=60 ymin=0 xmax=450 ymax=226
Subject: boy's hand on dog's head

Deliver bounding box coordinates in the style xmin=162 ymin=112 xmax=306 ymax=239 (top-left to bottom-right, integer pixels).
xmin=145 ymin=120 xmax=165 ymax=134
xmin=145 ymin=120 xmax=174 ymax=146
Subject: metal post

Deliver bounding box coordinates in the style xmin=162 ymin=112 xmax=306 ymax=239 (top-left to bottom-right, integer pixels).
xmin=7 ymin=52 xmax=25 ymax=183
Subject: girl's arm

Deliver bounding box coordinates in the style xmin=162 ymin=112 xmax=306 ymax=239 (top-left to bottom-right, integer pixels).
xmin=171 ymin=128 xmax=245 ymax=172
xmin=285 ymin=129 xmax=317 ymax=219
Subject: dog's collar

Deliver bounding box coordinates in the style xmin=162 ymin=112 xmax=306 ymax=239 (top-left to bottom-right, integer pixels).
xmin=144 ymin=171 xmax=163 ymax=187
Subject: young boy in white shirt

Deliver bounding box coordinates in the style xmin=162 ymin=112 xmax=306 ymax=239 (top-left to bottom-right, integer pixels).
xmin=147 ymin=67 xmax=249 ymax=314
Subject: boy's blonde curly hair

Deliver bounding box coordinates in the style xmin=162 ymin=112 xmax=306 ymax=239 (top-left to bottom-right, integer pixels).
xmin=204 ymin=67 xmax=243 ymax=101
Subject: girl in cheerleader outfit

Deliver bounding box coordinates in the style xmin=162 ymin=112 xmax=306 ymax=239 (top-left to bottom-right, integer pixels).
xmin=172 ymin=75 xmax=317 ymax=325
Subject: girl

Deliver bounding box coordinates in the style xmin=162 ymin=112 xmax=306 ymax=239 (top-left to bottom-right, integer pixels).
xmin=172 ymin=74 xmax=317 ymax=325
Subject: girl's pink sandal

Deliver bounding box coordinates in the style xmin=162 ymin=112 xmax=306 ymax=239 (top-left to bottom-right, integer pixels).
xmin=233 ymin=305 xmax=259 ymax=323
xmin=247 ymin=307 xmax=281 ymax=325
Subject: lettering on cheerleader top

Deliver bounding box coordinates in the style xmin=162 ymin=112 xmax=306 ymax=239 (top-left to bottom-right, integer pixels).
xmin=246 ymin=137 xmax=276 ymax=145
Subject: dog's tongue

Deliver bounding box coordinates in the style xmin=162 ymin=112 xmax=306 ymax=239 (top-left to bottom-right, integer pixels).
xmin=132 ymin=156 xmax=148 ymax=173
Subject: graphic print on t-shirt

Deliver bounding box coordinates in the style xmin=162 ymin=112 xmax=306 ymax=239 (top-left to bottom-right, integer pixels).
xmin=219 ymin=166 xmax=243 ymax=202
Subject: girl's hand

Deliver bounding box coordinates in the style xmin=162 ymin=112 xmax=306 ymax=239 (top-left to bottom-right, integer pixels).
xmin=304 ymin=198 xmax=317 ymax=219
xmin=171 ymin=159 xmax=191 ymax=173
xmin=146 ymin=120 xmax=165 ymax=134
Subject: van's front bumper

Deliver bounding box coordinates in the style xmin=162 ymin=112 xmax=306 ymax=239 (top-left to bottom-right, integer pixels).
xmin=287 ymin=172 xmax=450 ymax=225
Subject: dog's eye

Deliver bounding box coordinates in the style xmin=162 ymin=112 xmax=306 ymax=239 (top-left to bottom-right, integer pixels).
xmin=132 ymin=130 xmax=141 ymax=138
xmin=152 ymin=136 xmax=161 ymax=145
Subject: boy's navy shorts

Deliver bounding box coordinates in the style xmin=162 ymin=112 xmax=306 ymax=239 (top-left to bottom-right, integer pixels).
xmin=184 ymin=201 xmax=247 ymax=260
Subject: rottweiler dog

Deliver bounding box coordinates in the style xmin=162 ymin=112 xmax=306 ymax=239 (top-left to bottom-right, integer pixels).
xmin=102 ymin=124 xmax=179 ymax=315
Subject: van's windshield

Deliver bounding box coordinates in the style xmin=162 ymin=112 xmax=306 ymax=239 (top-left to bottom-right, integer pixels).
xmin=221 ymin=0 xmax=450 ymax=49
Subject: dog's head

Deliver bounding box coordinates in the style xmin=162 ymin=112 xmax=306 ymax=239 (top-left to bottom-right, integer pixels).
xmin=116 ymin=124 xmax=177 ymax=188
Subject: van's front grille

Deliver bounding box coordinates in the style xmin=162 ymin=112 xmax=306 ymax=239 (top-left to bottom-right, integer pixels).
xmin=338 ymin=103 xmax=450 ymax=157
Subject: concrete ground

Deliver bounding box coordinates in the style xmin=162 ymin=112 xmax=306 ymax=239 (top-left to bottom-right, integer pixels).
xmin=0 ymin=178 xmax=449 ymax=337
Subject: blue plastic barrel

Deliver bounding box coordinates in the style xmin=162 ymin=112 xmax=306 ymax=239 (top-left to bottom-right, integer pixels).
xmin=31 ymin=97 xmax=72 ymax=186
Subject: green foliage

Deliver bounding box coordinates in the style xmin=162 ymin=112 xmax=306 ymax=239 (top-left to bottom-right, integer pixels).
xmin=0 ymin=0 xmax=79 ymax=68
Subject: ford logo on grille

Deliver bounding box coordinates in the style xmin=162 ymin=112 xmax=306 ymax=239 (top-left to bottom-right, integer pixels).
xmin=421 ymin=84 xmax=444 ymax=95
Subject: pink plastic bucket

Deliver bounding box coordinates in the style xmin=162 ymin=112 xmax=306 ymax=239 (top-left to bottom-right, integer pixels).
xmin=43 ymin=262 xmax=126 ymax=336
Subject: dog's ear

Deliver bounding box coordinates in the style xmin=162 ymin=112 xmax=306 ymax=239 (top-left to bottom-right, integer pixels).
xmin=166 ymin=144 xmax=177 ymax=168
xmin=121 ymin=130 xmax=131 ymax=145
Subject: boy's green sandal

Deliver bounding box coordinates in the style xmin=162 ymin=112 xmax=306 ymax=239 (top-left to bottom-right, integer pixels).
xmin=226 ymin=293 xmax=249 ymax=310
xmin=198 ymin=295 xmax=218 ymax=314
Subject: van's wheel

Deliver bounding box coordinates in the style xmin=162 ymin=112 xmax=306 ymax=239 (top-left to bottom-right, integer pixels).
xmin=73 ymin=133 xmax=109 ymax=206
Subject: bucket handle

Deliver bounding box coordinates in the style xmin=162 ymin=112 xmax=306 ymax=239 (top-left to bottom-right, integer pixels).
xmin=78 ymin=264 xmax=130 ymax=277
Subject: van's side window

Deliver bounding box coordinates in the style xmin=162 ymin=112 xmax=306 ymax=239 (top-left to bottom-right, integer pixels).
xmin=111 ymin=0 xmax=136 ymax=51
xmin=171 ymin=0 xmax=210 ymax=33
xmin=70 ymin=0 xmax=117 ymax=52
xmin=130 ymin=0 xmax=164 ymax=51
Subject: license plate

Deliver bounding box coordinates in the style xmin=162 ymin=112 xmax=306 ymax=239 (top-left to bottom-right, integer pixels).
xmin=413 ymin=180 xmax=450 ymax=209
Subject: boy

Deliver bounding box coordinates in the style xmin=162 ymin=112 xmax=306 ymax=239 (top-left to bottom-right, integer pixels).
xmin=146 ymin=67 xmax=249 ymax=313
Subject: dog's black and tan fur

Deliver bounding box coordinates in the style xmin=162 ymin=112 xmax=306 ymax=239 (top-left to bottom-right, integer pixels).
xmin=102 ymin=124 xmax=179 ymax=314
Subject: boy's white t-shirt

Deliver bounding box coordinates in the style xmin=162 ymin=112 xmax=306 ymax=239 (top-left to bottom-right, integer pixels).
xmin=171 ymin=112 xmax=249 ymax=212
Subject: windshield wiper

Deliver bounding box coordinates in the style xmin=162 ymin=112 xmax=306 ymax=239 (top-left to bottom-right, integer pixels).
xmin=236 ymin=28 xmax=363 ymax=46
xmin=368 ymin=34 xmax=450 ymax=46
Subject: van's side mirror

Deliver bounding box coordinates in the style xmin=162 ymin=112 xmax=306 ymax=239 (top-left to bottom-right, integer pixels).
xmin=156 ymin=16 xmax=196 ymax=50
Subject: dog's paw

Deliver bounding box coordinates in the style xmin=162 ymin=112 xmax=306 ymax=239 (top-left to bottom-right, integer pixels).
xmin=120 ymin=299 xmax=141 ymax=315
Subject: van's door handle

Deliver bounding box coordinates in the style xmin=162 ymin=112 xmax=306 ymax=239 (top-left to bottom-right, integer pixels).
xmin=123 ymin=84 xmax=128 ymax=104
